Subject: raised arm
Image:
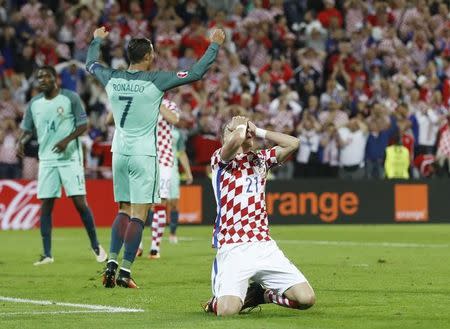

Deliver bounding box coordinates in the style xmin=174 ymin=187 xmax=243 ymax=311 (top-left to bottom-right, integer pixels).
xmin=85 ymin=27 xmax=112 ymax=86
xmin=178 ymin=151 xmax=193 ymax=184
xmin=248 ymin=121 xmax=299 ymax=163
xmin=220 ymin=116 xmax=248 ymax=162
xmin=152 ymin=29 xmax=225 ymax=92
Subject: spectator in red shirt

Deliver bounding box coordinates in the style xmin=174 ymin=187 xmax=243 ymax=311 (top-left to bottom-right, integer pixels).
xmin=258 ymin=56 xmax=293 ymax=86
xmin=181 ymin=18 xmax=210 ymax=58
xmin=317 ymin=0 xmax=343 ymax=29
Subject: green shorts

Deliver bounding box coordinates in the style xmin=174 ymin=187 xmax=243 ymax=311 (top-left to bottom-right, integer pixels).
xmin=112 ymin=153 xmax=160 ymax=204
xmin=37 ymin=162 xmax=86 ymax=199
xmin=169 ymin=168 xmax=180 ymax=200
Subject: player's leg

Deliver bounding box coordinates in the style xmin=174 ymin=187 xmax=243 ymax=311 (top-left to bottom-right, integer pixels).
xmin=34 ymin=198 xmax=56 ymax=265
xmin=168 ymin=198 xmax=179 ymax=243
xmin=116 ymin=155 xmax=159 ymax=288
xmin=251 ymin=240 xmax=315 ymax=311
xmin=70 ymin=195 xmax=106 ymax=262
xmin=104 ymin=201 xmax=131 ymax=288
xmin=34 ymin=165 xmax=61 ymax=265
xmin=168 ymin=171 xmax=180 ymax=243
xmin=149 ymin=201 xmax=167 ymax=258
xmin=276 ymin=282 xmax=315 ymax=309
xmin=103 ymin=154 xmax=132 ymax=288
xmin=205 ymin=246 xmax=256 ymax=316
xmin=116 ymin=203 xmax=149 ymax=288
xmin=150 ymin=165 xmax=171 ymax=258
xmin=59 ymin=163 xmax=106 ymax=262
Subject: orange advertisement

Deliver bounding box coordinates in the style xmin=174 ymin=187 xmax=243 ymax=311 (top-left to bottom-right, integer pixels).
xmin=178 ymin=185 xmax=203 ymax=224
xmin=394 ymin=184 xmax=428 ymax=222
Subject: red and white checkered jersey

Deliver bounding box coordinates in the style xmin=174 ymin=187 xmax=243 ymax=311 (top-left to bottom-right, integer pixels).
xmin=157 ymin=99 xmax=179 ymax=167
xmin=210 ymin=147 xmax=278 ymax=248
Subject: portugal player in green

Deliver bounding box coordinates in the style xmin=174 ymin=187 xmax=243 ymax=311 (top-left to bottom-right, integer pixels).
xmin=18 ymin=66 xmax=107 ymax=266
xmin=86 ymin=27 xmax=224 ymax=288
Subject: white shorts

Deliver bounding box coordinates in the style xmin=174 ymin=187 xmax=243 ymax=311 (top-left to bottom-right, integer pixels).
xmin=211 ymin=240 xmax=307 ymax=303
xmin=159 ymin=165 xmax=172 ymax=199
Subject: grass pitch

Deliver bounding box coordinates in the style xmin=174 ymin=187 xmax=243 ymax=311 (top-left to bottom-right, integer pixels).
xmin=0 ymin=224 xmax=449 ymax=329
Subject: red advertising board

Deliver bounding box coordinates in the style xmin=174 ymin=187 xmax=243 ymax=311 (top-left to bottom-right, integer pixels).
xmin=0 ymin=180 xmax=202 ymax=230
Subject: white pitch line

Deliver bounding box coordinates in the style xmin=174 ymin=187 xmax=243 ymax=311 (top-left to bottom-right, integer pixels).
xmin=275 ymin=239 xmax=449 ymax=248
xmin=0 ymin=310 xmax=133 ymax=316
xmin=0 ymin=296 xmax=144 ymax=314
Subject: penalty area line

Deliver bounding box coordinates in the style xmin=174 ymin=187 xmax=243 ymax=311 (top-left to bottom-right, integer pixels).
xmin=0 ymin=296 xmax=144 ymax=315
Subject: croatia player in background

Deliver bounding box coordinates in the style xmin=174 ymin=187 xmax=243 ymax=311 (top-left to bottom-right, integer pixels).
xmin=204 ymin=116 xmax=315 ymax=316
xmin=18 ymin=66 xmax=107 ymax=266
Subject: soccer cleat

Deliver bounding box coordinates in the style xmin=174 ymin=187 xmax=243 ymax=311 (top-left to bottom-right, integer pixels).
xmin=102 ymin=266 xmax=117 ymax=288
xmin=33 ymin=255 xmax=54 ymax=266
xmin=116 ymin=275 xmax=139 ymax=288
xmin=148 ymin=249 xmax=160 ymax=259
xmin=169 ymin=234 xmax=178 ymax=244
xmin=93 ymin=245 xmax=107 ymax=263
xmin=241 ymin=282 xmax=266 ymax=313
xmin=202 ymin=297 xmax=215 ymax=313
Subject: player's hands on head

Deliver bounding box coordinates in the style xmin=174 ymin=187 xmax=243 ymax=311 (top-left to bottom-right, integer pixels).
xmin=229 ymin=116 xmax=248 ymax=131
xmin=210 ymin=29 xmax=225 ymax=45
xmin=247 ymin=121 xmax=257 ymax=137
xmin=94 ymin=26 xmax=109 ymax=39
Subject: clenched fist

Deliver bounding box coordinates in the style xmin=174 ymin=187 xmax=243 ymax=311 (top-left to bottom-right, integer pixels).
xmin=93 ymin=26 xmax=109 ymax=39
xmin=210 ymin=29 xmax=225 ymax=45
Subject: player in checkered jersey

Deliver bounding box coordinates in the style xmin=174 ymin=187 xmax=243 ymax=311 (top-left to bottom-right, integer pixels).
xmin=136 ymin=98 xmax=180 ymax=259
xmin=204 ymin=116 xmax=315 ymax=316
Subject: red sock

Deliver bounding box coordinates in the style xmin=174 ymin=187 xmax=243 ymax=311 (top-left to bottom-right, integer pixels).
xmin=265 ymin=290 xmax=300 ymax=309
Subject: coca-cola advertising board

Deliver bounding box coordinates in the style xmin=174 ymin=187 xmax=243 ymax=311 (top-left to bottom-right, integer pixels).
xmin=0 ymin=180 xmax=203 ymax=230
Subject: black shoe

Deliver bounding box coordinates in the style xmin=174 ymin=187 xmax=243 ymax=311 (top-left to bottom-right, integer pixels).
xmin=241 ymin=282 xmax=265 ymax=312
xmin=102 ymin=267 xmax=116 ymax=288
xmin=116 ymin=275 xmax=139 ymax=288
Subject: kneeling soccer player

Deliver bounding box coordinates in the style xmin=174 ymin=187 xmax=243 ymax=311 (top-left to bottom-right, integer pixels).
xmin=204 ymin=116 xmax=315 ymax=316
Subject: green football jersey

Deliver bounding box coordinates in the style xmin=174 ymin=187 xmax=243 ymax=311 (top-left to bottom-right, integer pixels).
xmin=86 ymin=37 xmax=219 ymax=156
xmin=20 ymin=89 xmax=87 ymax=166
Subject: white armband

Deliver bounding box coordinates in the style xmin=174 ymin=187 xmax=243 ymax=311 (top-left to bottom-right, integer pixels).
xmin=255 ymin=127 xmax=267 ymax=139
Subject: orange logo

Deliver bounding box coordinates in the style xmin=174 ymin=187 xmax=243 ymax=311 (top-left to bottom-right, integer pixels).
xmin=266 ymin=192 xmax=359 ymax=222
xmin=178 ymin=185 xmax=202 ymax=224
xmin=394 ymin=184 xmax=428 ymax=222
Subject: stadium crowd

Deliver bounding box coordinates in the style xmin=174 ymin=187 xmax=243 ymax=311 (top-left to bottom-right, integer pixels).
xmin=1 ymin=0 xmax=450 ymax=180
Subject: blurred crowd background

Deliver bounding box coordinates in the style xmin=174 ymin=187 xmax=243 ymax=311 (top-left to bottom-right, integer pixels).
xmin=1 ymin=0 xmax=450 ymax=180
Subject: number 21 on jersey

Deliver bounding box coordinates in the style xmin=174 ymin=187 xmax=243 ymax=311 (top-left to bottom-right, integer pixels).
xmin=245 ymin=176 xmax=259 ymax=194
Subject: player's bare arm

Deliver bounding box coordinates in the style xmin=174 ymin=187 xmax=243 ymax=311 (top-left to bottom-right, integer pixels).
xmin=16 ymin=130 xmax=32 ymax=158
xmin=178 ymin=151 xmax=193 ymax=184
xmin=248 ymin=121 xmax=299 ymax=163
xmin=53 ymin=124 xmax=87 ymax=153
xmin=160 ymin=103 xmax=179 ymax=125
xmin=220 ymin=116 xmax=248 ymax=162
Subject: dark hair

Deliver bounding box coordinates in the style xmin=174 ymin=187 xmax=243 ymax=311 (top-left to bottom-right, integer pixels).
xmin=38 ymin=65 xmax=57 ymax=78
xmin=127 ymin=38 xmax=153 ymax=64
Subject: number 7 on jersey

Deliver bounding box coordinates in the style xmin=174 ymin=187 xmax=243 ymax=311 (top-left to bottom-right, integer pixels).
xmin=118 ymin=96 xmax=133 ymax=128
